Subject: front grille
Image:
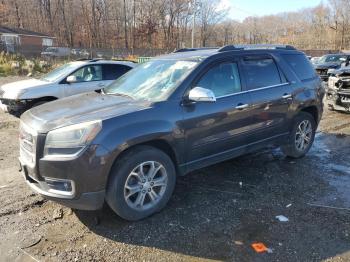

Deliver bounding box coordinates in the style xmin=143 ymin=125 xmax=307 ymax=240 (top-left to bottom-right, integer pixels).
xmin=19 ymin=122 xmax=37 ymax=167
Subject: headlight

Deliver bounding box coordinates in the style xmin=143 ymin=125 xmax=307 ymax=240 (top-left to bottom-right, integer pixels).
xmin=44 ymin=120 xmax=102 ymax=157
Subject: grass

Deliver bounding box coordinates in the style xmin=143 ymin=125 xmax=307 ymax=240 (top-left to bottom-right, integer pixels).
xmin=0 ymin=52 xmax=145 ymax=77
xmin=0 ymin=52 xmax=53 ymax=77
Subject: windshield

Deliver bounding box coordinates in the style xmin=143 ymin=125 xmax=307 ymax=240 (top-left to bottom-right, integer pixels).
xmin=40 ymin=63 xmax=79 ymax=82
xmin=104 ymin=59 xmax=198 ymax=101
xmin=318 ymin=55 xmax=347 ymax=63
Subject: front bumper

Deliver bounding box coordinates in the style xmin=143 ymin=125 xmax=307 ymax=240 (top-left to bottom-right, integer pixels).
xmin=326 ymin=87 xmax=350 ymax=109
xmin=19 ymin=143 xmax=113 ymax=210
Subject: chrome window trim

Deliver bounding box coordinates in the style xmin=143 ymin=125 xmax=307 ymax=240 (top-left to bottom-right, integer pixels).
xmin=216 ymin=82 xmax=290 ymax=100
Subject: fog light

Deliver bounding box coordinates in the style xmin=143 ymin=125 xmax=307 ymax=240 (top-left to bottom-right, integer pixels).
xmin=44 ymin=177 xmax=74 ymax=194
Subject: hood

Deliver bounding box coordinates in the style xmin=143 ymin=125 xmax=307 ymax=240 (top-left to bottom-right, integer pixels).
xmin=21 ymin=92 xmax=152 ymax=133
xmin=314 ymin=62 xmax=341 ymax=69
xmin=331 ymin=67 xmax=350 ymax=75
xmin=1 ymin=79 xmax=50 ymax=99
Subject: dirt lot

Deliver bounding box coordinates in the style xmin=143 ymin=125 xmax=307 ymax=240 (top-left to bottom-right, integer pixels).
xmin=1 ymin=76 xmax=350 ymax=262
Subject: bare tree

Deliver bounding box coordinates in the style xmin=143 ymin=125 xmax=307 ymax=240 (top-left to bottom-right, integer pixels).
xmin=1 ymin=0 xmax=350 ymax=51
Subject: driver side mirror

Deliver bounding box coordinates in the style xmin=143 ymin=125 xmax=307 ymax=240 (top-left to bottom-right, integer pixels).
xmin=66 ymin=75 xmax=77 ymax=84
xmin=188 ymin=87 xmax=216 ymax=102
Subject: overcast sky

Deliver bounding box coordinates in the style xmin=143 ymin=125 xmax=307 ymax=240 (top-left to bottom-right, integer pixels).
xmin=218 ymin=0 xmax=324 ymax=21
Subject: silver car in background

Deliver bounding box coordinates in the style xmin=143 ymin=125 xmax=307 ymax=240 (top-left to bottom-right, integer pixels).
xmin=0 ymin=59 xmax=135 ymax=116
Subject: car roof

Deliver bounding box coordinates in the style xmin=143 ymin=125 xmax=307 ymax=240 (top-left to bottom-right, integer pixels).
xmin=154 ymin=45 xmax=303 ymax=61
xmin=72 ymin=59 xmax=136 ymax=67
xmin=324 ymin=53 xmax=350 ymax=56
xmin=156 ymin=49 xmax=218 ymax=61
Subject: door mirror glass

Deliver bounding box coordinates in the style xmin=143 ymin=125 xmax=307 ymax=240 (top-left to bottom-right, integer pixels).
xmin=66 ymin=75 xmax=77 ymax=83
xmin=188 ymin=87 xmax=216 ymax=102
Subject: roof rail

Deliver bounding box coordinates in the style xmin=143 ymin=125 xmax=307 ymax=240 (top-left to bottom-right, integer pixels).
xmin=89 ymin=58 xmax=103 ymax=62
xmin=75 ymin=58 xmax=104 ymax=62
xmin=111 ymin=59 xmax=138 ymax=63
xmin=218 ymin=44 xmax=296 ymax=52
xmin=173 ymin=47 xmax=218 ymax=53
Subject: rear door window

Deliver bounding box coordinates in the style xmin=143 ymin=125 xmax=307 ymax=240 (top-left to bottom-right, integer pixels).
xmin=241 ymin=57 xmax=282 ymax=90
xmin=102 ymin=64 xmax=132 ymax=80
xmin=282 ymin=54 xmax=316 ymax=81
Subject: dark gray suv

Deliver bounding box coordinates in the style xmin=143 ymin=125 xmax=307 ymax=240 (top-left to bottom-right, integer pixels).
xmin=19 ymin=45 xmax=324 ymax=221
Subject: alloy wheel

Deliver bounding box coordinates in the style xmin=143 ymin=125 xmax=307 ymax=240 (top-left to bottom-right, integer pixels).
xmin=295 ymin=120 xmax=313 ymax=151
xmin=124 ymin=161 xmax=168 ymax=211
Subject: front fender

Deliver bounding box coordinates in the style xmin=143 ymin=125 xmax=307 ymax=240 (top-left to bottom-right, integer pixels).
xmin=91 ymin=101 xmax=185 ymax=178
xmin=18 ymin=86 xmax=63 ymax=100
xmin=99 ymin=119 xmax=179 ymax=154
xmin=94 ymin=118 xmax=183 ymax=183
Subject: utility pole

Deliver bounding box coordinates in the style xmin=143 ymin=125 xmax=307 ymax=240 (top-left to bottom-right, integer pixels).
xmin=123 ymin=0 xmax=128 ymax=49
xmin=191 ymin=0 xmax=196 ymax=48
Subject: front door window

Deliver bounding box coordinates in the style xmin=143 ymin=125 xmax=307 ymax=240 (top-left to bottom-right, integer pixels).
xmin=70 ymin=65 xmax=102 ymax=82
xmin=196 ymin=62 xmax=241 ymax=97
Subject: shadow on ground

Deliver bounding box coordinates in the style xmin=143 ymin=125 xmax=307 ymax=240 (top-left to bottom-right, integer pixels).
xmin=75 ymin=133 xmax=350 ymax=261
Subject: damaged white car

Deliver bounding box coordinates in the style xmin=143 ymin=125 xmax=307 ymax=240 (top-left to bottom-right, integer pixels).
xmin=327 ymin=67 xmax=350 ymax=112
xmin=0 ymin=59 xmax=135 ymax=116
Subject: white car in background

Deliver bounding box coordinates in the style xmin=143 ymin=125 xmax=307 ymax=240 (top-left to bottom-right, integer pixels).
xmin=0 ymin=59 xmax=135 ymax=116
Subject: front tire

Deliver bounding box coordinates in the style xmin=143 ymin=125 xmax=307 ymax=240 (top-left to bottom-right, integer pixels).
xmin=106 ymin=146 xmax=176 ymax=221
xmin=281 ymin=112 xmax=316 ymax=158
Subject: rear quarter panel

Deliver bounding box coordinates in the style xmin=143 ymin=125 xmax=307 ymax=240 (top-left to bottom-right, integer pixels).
xmin=277 ymin=51 xmax=324 ymax=125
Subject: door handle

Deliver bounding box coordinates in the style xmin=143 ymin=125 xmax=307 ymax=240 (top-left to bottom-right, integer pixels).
xmin=282 ymin=94 xmax=292 ymax=99
xmin=235 ymin=103 xmax=249 ymax=110
xmin=98 ymin=83 xmax=105 ymax=87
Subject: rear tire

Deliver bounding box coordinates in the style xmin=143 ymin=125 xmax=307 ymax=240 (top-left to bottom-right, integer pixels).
xmin=106 ymin=146 xmax=176 ymax=221
xmin=281 ymin=112 xmax=316 ymax=158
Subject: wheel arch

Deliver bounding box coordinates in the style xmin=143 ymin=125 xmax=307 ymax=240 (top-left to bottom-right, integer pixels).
xmin=32 ymin=96 xmax=58 ymax=103
xmin=300 ymin=105 xmax=319 ymax=123
xmin=105 ymin=138 xmax=180 ymax=186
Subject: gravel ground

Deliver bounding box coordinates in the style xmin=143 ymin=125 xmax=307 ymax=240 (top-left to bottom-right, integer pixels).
xmin=0 ymin=77 xmax=350 ymax=261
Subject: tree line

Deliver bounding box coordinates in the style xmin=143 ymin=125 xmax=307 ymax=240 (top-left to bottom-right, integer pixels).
xmin=0 ymin=0 xmax=350 ymax=51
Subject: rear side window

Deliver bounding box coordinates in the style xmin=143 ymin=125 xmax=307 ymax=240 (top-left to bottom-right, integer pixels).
xmin=241 ymin=58 xmax=282 ymax=90
xmin=103 ymin=64 xmax=132 ymax=80
xmin=282 ymin=54 xmax=316 ymax=81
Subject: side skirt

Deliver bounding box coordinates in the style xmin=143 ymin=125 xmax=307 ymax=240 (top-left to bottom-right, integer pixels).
xmin=178 ymin=133 xmax=289 ymax=175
